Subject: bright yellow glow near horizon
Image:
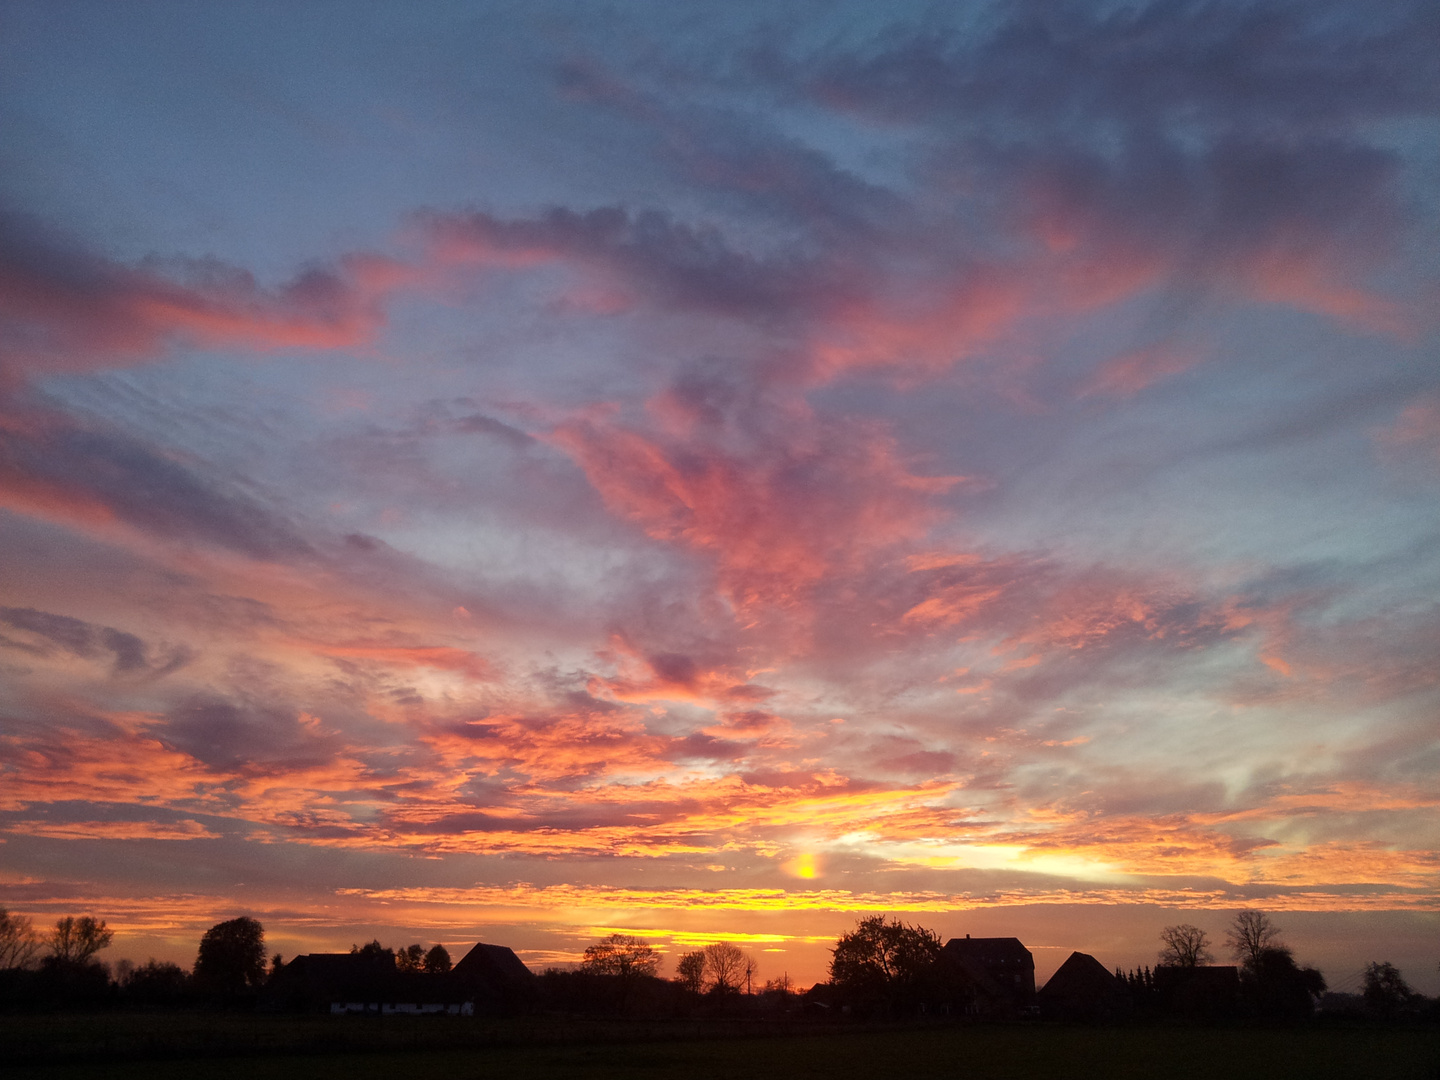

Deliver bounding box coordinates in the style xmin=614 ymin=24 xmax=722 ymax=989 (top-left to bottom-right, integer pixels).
xmin=784 ymin=852 xmax=820 ymax=879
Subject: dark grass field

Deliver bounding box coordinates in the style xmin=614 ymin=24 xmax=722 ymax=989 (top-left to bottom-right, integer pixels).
xmin=6 ymin=1016 xmax=1439 ymax=1080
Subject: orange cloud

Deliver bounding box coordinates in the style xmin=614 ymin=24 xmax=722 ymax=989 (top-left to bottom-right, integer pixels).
xmin=301 ymin=640 xmax=490 ymax=679
xmin=586 ymin=638 xmax=772 ymax=707
xmin=6 ymin=819 xmax=221 ymax=841
xmin=0 ymin=721 xmax=218 ymax=812
xmin=903 ymin=582 xmax=1005 ymax=627
xmin=418 ymin=709 xmax=669 ymax=783
xmin=335 ymin=880 xmax=1440 ymax=915
xmin=372 ymin=767 xmax=964 ymax=858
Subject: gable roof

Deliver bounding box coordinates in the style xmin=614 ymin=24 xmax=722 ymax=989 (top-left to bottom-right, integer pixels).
xmin=270 ymin=951 xmax=397 ymax=997
xmin=282 ymin=952 xmax=396 ymax=979
xmin=453 ymin=942 xmax=534 ymax=986
xmin=1037 ymin=951 xmax=1130 ymax=1021
xmin=942 ymin=936 xmax=1033 ymax=966
xmin=1039 ymin=951 xmax=1121 ymax=998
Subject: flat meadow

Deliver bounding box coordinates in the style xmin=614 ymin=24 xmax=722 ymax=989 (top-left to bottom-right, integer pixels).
xmin=6 ymin=1016 xmax=1438 ymax=1080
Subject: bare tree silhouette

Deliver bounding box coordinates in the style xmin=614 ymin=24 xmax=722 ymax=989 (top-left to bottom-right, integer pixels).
xmin=1157 ymin=924 xmax=1213 ymax=967
xmin=0 ymin=909 xmax=40 ymax=970
xmin=580 ymin=934 xmax=660 ymax=979
xmin=45 ymin=916 xmax=113 ymax=965
xmin=702 ymin=941 xmax=750 ymax=994
xmin=1226 ymin=910 xmax=1281 ymax=969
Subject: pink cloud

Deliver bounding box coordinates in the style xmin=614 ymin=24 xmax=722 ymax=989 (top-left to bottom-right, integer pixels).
xmin=0 ymin=217 xmax=414 ymax=381
xmin=1379 ymin=395 xmax=1440 ymax=459
xmin=802 ymin=267 xmax=1030 ymax=379
xmin=1080 ymin=343 xmax=1202 ymax=397
xmin=550 ymin=407 xmax=960 ymax=614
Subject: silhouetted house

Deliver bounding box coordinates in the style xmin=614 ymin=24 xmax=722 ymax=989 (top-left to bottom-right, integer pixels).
xmin=1038 ymin=951 xmax=1132 ymax=1022
xmin=801 ymin=981 xmax=841 ymax=1014
xmin=266 ymin=951 xmax=396 ymax=1012
xmin=264 ymin=952 xmax=473 ymax=1015
xmin=1317 ymin=991 xmax=1365 ymax=1016
xmin=452 ymin=942 xmax=536 ymax=1013
xmin=936 ymin=936 xmax=1036 ymax=1016
xmin=1154 ymin=964 xmax=1240 ymax=1020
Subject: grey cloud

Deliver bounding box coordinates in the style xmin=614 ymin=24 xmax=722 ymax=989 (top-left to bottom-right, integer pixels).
xmin=1004 ymin=133 xmax=1402 ymax=285
xmin=159 ymin=698 xmax=342 ymax=776
xmin=779 ymin=1 xmax=1439 ymax=133
xmin=0 ymin=409 xmax=313 ymax=561
xmin=647 ymin=651 xmax=699 ymax=688
xmin=420 ymin=205 xmax=865 ymax=324
xmin=98 ymin=627 xmax=148 ymax=673
xmin=449 ymin=412 xmax=534 ymax=447
xmin=0 ymin=209 xmax=383 ymax=378
xmin=0 ymin=607 xmax=94 ymax=655
xmin=556 ymin=53 xmax=903 ymax=237
xmin=0 ymin=606 xmax=191 ymax=678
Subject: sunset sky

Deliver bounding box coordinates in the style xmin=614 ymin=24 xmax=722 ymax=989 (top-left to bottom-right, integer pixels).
xmin=1 ymin=0 xmax=1437 ymax=992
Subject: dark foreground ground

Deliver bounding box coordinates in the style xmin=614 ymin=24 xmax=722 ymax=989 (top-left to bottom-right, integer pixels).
xmin=6 ymin=1015 xmax=1438 ymax=1080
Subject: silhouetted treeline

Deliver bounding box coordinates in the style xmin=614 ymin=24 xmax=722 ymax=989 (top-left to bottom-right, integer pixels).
xmin=534 ymin=969 xmax=801 ymax=1019
xmin=0 ymin=909 xmax=456 ymax=1014
xmin=2 ymin=905 xmax=1436 ymax=1024
xmin=533 ymin=935 xmax=798 ymax=1019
